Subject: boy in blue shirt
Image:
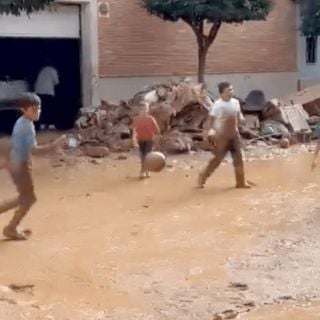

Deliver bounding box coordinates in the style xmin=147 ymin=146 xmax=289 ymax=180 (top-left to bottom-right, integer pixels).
xmin=0 ymin=93 xmax=66 ymax=240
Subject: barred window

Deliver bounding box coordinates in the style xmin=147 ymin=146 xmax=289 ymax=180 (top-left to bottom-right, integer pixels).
xmin=306 ymin=36 xmax=317 ymax=64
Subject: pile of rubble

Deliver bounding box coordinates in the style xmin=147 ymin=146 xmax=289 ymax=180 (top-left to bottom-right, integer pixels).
xmin=243 ymin=86 xmax=320 ymax=146
xmin=74 ymin=79 xmax=213 ymax=156
xmin=72 ymin=80 xmax=320 ymax=157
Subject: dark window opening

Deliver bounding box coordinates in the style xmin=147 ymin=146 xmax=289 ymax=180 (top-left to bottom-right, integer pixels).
xmin=0 ymin=37 xmax=81 ymax=133
xmin=306 ymin=36 xmax=317 ymax=64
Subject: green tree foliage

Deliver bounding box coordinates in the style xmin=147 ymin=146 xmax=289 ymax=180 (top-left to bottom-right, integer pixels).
xmin=0 ymin=0 xmax=54 ymax=15
xmin=140 ymin=0 xmax=273 ymax=83
xmin=296 ymin=0 xmax=320 ymax=37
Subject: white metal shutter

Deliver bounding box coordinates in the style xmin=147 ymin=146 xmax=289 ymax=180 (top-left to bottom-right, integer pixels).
xmin=0 ymin=5 xmax=80 ymax=39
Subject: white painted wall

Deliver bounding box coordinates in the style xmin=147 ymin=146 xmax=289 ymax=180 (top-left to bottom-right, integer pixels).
xmin=298 ymin=35 xmax=320 ymax=82
xmin=78 ymin=0 xmax=100 ymax=108
xmin=98 ymin=72 xmax=298 ymax=102
xmin=59 ymin=0 xmax=100 ymax=108
xmin=0 ymin=5 xmax=80 ymax=38
xmin=297 ymin=7 xmax=320 ymax=87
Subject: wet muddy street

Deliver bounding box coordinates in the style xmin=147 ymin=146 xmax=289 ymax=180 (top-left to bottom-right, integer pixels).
xmin=1 ymin=141 xmax=320 ymax=319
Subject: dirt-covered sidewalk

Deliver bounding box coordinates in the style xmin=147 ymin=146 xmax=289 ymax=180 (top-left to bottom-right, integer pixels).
xmin=0 ymin=135 xmax=320 ymax=319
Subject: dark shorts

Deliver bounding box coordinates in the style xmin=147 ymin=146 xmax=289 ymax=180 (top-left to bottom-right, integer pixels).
xmin=138 ymin=140 xmax=153 ymax=161
xmin=10 ymin=162 xmax=36 ymax=208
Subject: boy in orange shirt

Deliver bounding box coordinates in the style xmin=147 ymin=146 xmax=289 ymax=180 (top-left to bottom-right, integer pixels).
xmin=132 ymin=102 xmax=160 ymax=179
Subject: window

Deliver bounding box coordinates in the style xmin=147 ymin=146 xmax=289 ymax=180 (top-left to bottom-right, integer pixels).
xmin=306 ymin=36 xmax=317 ymax=64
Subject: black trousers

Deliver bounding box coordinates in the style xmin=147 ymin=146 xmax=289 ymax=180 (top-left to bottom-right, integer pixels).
xmin=138 ymin=140 xmax=153 ymax=162
xmin=38 ymin=94 xmax=55 ymax=125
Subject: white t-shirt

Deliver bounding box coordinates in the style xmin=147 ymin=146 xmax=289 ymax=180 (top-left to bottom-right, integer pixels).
xmin=34 ymin=66 xmax=59 ymax=96
xmin=209 ymin=98 xmax=244 ymax=135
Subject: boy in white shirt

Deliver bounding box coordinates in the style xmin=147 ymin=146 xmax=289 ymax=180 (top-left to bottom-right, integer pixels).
xmin=198 ymin=82 xmax=250 ymax=189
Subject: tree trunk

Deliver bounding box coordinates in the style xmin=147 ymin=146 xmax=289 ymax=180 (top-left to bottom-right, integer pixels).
xmin=184 ymin=19 xmax=221 ymax=84
xmin=198 ymin=44 xmax=208 ymax=83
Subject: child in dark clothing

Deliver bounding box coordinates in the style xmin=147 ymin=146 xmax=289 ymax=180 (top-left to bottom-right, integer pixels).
xmin=132 ymin=102 xmax=160 ymax=179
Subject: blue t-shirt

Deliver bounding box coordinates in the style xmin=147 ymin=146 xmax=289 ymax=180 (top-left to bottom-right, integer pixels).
xmin=10 ymin=116 xmax=37 ymax=163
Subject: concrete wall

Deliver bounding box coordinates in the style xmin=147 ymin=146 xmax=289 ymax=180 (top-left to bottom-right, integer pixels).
xmin=297 ymin=7 xmax=320 ymax=87
xmin=298 ymin=34 xmax=320 ymax=84
xmin=98 ymin=72 xmax=298 ymax=102
xmin=99 ymin=0 xmax=297 ymax=77
xmin=98 ymin=0 xmax=297 ymax=104
xmin=58 ymin=0 xmax=100 ymax=108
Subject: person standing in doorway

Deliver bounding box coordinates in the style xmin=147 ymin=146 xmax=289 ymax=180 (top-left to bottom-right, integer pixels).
xmin=34 ymin=61 xmax=59 ymax=129
xmin=198 ymin=82 xmax=251 ymax=189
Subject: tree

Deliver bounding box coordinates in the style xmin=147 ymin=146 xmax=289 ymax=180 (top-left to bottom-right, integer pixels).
xmin=140 ymin=0 xmax=273 ymax=83
xmin=295 ymin=0 xmax=320 ymax=37
xmin=0 ymin=0 xmax=54 ymax=16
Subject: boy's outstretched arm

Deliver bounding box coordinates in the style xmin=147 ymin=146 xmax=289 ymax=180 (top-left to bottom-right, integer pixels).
xmin=132 ymin=129 xmax=138 ymax=148
xmin=312 ymin=139 xmax=320 ymax=170
xmin=31 ymin=135 xmax=67 ymax=156
xmin=238 ymin=111 xmax=246 ymax=126
xmin=207 ymin=115 xmax=215 ymax=130
xmin=152 ymin=118 xmax=161 ymax=135
xmin=205 ymin=115 xmax=217 ymax=146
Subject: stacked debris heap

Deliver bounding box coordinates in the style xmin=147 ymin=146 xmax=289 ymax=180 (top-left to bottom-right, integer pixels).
xmin=75 ymin=79 xmax=317 ymax=155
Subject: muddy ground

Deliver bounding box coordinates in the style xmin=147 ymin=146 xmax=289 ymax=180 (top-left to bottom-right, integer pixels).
xmin=1 ymin=134 xmax=320 ymax=319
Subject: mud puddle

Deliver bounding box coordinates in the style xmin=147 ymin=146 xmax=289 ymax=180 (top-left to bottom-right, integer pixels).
xmin=0 ymin=137 xmax=320 ymax=319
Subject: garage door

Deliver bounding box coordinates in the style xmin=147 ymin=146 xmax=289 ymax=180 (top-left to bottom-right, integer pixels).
xmin=0 ymin=5 xmax=80 ymax=39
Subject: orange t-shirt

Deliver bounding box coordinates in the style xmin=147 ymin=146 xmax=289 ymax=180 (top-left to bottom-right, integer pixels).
xmin=133 ymin=115 xmax=158 ymax=141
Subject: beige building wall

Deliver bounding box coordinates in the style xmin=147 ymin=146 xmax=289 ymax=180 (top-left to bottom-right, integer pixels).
xmin=97 ymin=0 xmax=297 ymax=101
xmin=98 ymin=72 xmax=297 ymax=102
xmin=99 ymin=0 xmax=296 ymax=76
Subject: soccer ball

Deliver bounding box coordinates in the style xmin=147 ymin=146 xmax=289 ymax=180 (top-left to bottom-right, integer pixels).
xmin=279 ymin=138 xmax=290 ymax=149
xmin=144 ymin=152 xmax=166 ymax=172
